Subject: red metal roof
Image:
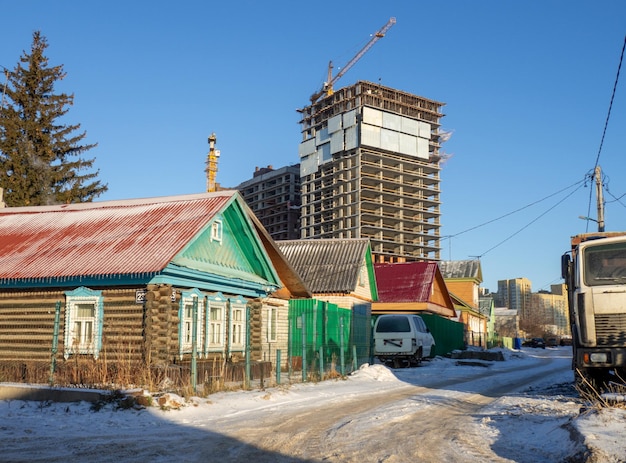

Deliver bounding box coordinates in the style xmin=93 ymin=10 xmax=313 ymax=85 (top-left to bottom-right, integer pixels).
xmin=374 ymin=261 xmax=438 ymax=303
xmin=0 ymin=192 xmax=235 ymax=282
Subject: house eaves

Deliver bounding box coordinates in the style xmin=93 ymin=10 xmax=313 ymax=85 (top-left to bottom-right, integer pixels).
xmin=450 ymin=291 xmax=487 ymax=319
xmin=373 ymin=261 xmax=456 ymax=318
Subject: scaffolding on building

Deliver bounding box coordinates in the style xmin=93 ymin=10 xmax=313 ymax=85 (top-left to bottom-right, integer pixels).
xmin=297 ymin=81 xmax=446 ymax=263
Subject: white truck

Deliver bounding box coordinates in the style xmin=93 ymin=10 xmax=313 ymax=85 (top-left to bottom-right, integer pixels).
xmin=561 ymin=231 xmax=626 ymax=391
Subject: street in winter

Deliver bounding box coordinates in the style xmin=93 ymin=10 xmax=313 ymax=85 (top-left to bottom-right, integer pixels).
xmin=2 ymin=346 xmax=625 ymax=463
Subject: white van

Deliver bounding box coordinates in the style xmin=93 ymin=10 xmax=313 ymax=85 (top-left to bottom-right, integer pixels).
xmin=373 ymin=314 xmax=435 ymax=368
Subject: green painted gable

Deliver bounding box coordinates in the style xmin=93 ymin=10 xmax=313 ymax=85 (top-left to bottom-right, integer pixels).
xmin=364 ymin=243 xmax=378 ymax=301
xmin=170 ymin=196 xmax=280 ymax=288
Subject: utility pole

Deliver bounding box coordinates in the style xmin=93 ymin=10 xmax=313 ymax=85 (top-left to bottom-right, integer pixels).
xmin=595 ymin=166 xmax=605 ymax=232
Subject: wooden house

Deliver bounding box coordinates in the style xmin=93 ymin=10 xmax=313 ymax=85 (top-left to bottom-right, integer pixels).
xmin=438 ymin=260 xmax=488 ymax=347
xmin=276 ymin=239 xmax=378 ymax=370
xmin=277 ymin=238 xmax=378 ymax=310
xmin=0 ymin=191 xmax=308 ymax=388
xmin=246 ymin=215 xmax=311 ymax=371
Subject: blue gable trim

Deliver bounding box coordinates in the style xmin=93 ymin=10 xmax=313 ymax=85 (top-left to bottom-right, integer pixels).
xmin=151 ymin=264 xmax=278 ymax=299
xmin=0 ymin=265 xmax=278 ymax=298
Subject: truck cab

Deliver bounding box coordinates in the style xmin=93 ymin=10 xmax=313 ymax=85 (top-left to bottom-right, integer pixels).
xmin=562 ymin=232 xmax=626 ymax=391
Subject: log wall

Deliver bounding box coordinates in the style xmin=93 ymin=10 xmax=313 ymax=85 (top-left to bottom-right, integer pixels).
xmin=0 ymin=286 xmax=275 ymax=389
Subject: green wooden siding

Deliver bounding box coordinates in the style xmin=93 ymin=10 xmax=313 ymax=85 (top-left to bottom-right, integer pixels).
xmin=172 ymin=198 xmax=280 ymax=288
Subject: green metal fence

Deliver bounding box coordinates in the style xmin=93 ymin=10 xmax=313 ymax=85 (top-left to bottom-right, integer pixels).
xmin=288 ymin=299 xmax=371 ymax=380
xmin=420 ymin=313 xmax=466 ymax=357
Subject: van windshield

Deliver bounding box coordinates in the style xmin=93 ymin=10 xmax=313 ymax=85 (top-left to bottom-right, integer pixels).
xmin=376 ymin=316 xmax=411 ymax=332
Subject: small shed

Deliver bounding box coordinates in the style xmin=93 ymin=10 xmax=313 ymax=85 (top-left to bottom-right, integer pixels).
xmin=372 ymin=261 xmax=455 ymax=318
xmin=373 ymin=261 xmax=461 ymax=355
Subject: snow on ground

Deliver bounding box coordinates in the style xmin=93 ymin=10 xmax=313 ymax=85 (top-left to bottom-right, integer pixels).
xmin=1 ymin=347 xmax=625 ymax=462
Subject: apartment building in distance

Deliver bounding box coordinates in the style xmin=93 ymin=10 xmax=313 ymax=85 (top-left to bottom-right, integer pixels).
xmin=236 ymin=164 xmax=301 ymax=241
xmin=297 ymin=81 xmax=446 ymax=263
xmin=495 ymin=278 xmax=533 ymax=320
xmin=531 ymin=284 xmax=569 ymax=336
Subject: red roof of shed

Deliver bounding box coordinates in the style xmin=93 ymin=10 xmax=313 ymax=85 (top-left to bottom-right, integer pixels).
xmin=0 ymin=192 xmax=235 ymax=282
xmin=374 ymin=261 xmax=438 ymax=303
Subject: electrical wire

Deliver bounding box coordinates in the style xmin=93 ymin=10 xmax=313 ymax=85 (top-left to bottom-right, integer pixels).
xmin=584 ymin=35 xmax=626 ymax=229
xmin=476 ymin=182 xmax=586 ymax=258
xmin=592 ymin=35 xmax=626 ymax=170
xmin=442 ymin=177 xmax=586 ymax=240
xmin=604 ymin=187 xmax=626 ymax=208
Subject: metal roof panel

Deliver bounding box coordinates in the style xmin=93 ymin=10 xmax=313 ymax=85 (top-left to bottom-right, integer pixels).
xmin=277 ymin=239 xmax=369 ymax=293
xmin=374 ymin=261 xmax=438 ymax=303
xmin=0 ymin=192 xmax=235 ymax=282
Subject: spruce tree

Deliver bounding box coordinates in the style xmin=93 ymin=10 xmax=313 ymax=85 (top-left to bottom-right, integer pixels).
xmin=0 ymin=31 xmax=107 ymax=206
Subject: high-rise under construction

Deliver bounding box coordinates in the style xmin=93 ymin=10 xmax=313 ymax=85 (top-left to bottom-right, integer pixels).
xmin=297 ymin=80 xmax=446 ymax=263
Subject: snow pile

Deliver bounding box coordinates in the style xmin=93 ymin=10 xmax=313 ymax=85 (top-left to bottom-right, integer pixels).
xmin=349 ymin=363 xmax=399 ymax=382
xmin=575 ymin=408 xmax=626 ymax=461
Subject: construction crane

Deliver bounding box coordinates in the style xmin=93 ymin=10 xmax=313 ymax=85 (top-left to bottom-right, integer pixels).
xmin=206 ymin=133 xmax=220 ymax=192
xmin=309 ymin=17 xmax=396 ymax=104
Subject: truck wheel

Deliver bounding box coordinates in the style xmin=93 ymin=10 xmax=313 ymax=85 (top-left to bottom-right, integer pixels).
xmin=575 ymin=368 xmax=609 ymax=395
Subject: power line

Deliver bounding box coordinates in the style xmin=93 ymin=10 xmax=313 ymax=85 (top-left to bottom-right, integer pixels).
xmin=593 ymin=34 xmax=626 ymax=170
xmin=476 ymin=182 xmax=586 ymax=258
xmin=584 ymin=35 xmax=626 ymax=229
xmin=604 ymin=186 xmax=626 ymax=209
xmin=442 ymin=177 xmax=586 ymax=240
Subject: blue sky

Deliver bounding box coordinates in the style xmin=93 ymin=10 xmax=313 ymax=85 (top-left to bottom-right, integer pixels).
xmin=1 ymin=1 xmax=625 ymax=293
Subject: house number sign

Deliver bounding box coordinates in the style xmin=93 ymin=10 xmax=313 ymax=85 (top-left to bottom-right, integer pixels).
xmin=135 ymin=289 xmax=147 ymax=304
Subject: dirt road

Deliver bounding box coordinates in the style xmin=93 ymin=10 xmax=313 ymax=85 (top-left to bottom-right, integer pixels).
xmin=2 ymin=349 xmax=587 ymax=463
xmin=210 ymin=351 xmax=582 ymax=462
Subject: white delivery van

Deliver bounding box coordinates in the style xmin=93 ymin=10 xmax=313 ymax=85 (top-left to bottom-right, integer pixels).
xmin=373 ymin=314 xmax=435 ymax=368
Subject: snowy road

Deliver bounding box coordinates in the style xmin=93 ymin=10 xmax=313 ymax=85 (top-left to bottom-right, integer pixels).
xmin=0 ymin=348 xmax=602 ymax=462
xmin=217 ymin=350 xmax=579 ymax=462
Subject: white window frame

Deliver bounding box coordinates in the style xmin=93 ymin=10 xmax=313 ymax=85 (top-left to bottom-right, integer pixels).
xmin=179 ymin=289 xmax=205 ymax=358
xmin=206 ymin=293 xmax=227 ymax=354
xmin=229 ymin=296 xmax=248 ymax=353
xmin=231 ymin=306 xmax=245 ymax=348
xmin=64 ymin=287 xmax=103 ymax=359
xmin=267 ymin=306 xmax=278 ymax=343
xmin=358 ymin=264 xmax=367 ymax=287
xmin=210 ymin=219 xmax=223 ymax=243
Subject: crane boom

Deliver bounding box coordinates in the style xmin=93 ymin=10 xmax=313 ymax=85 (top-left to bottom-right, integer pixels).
xmin=310 ymin=17 xmax=396 ymax=103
